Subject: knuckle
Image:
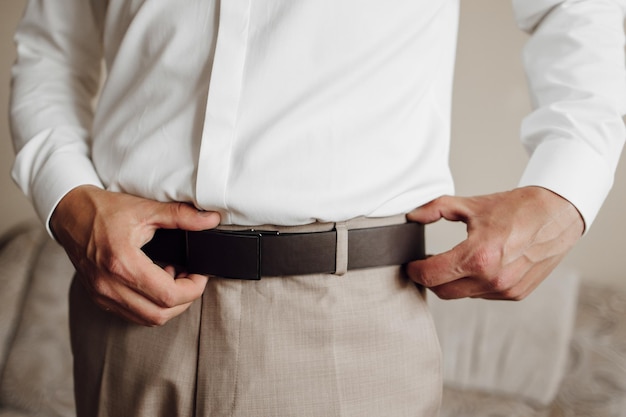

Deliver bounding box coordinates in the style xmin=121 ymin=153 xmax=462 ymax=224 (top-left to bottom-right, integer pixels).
xmin=484 ymin=272 xmax=525 ymax=299
xmin=420 ymin=275 xmax=438 ymax=288
xmin=157 ymin=291 xmax=177 ymax=309
xmin=91 ymin=276 xmax=111 ymax=297
xmin=436 ymin=195 xmax=453 ymax=205
xmin=409 ymin=267 xmax=435 ymax=287
xmin=169 ymin=202 xmax=187 ymax=219
xmin=145 ymin=310 xmax=171 ymax=327
xmin=467 ymin=245 xmax=501 ymax=277
xmin=468 ymin=249 xmax=494 ymax=275
xmin=102 ymin=256 xmax=127 ymax=278
xmin=487 ymin=275 xmax=510 ymax=293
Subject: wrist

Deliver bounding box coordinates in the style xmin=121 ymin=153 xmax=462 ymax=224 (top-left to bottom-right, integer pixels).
xmin=521 ymin=186 xmax=585 ymax=237
xmin=50 ymin=185 xmax=103 ymax=240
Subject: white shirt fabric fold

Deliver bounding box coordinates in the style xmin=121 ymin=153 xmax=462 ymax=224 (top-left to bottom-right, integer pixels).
xmin=10 ymin=0 xmax=626 ymax=232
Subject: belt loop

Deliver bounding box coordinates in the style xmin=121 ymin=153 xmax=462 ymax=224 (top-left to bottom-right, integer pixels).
xmin=334 ymin=222 xmax=348 ymax=276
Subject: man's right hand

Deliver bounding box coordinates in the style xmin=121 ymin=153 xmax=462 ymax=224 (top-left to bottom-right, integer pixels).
xmin=50 ymin=185 xmax=221 ymax=326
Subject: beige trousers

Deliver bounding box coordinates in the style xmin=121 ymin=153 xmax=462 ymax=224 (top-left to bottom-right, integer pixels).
xmin=70 ymin=219 xmax=442 ymax=417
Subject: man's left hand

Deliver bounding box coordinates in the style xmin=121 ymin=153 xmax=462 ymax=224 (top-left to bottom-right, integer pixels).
xmin=406 ymin=186 xmax=584 ymax=301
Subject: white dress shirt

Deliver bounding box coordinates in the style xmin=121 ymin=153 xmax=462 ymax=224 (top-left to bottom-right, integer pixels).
xmin=10 ymin=0 xmax=626 ymax=231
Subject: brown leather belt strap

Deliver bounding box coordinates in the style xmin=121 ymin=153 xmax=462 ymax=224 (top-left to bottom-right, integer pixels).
xmin=141 ymin=222 xmax=425 ymax=280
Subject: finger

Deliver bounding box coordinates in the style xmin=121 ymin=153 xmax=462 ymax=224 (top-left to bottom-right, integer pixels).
xmin=477 ymin=259 xmax=559 ymax=301
xmin=148 ymin=201 xmax=221 ymax=232
xmin=163 ymin=264 xmax=191 ymax=279
xmin=82 ymin=277 xmax=157 ymax=326
xmin=428 ymin=277 xmax=477 ymax=300
xmin=407 ymin=195 xmax=471 ymax=224
xmin=105 ymin=247 xmax=209 ymax=309
xmin=90 ymin=261 xmax=200 ymax=326
xmin=426 ymin=248 xmax=535 ymax=299
xmin=406 ymin=241 xmax=472 ymax=288
xmin=163 ymin=265 xmax=177 ymax=277
xmin=131 ymin=256 xmax=209 ymax=308
xmin=478 ymin=281 xmax=536 ymax=301
xmin=95 ymin=283 xmax=195 ymax=326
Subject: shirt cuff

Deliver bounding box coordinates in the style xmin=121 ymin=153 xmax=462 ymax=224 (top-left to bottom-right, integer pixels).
xmin=11 ymin=127 xmax=104 ymax=239
xmin=518 ymin=137 xmax=617 ymax=232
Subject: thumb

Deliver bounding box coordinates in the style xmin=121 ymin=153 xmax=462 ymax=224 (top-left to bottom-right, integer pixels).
xmin=149 ymin=201 xmax=221 ymax=232
xmin=407 ymin=195 xmax=468 ymax=224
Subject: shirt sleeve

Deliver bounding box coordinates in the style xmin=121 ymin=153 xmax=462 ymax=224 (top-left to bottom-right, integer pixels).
xmin=511 ymin=0 xmax=626 ymax=230
xmin=10 ymin=0 xmax=107 ymax=236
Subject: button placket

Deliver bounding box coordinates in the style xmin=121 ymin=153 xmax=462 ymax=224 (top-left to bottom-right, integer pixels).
xmin=195 ymin=0 xmax=252 ymax=220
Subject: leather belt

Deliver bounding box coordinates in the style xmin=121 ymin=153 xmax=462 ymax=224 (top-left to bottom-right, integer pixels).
xmin=142 ymin=222 xmax=425 ymax=280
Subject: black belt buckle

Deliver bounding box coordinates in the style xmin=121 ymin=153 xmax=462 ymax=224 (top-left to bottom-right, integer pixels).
xmin=186 ymin=229 xmax=279 ymax=280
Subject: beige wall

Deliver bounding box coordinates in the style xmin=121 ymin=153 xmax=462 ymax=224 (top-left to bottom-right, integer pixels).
xmin=1 ymin=1 xmax=625 ymax=288
xmin=0 ymin=0 xmax=34 ymax=234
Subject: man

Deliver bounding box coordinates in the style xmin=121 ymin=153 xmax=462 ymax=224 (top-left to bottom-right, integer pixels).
xmin=10 ymin=0 xmax=626 ymax=416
